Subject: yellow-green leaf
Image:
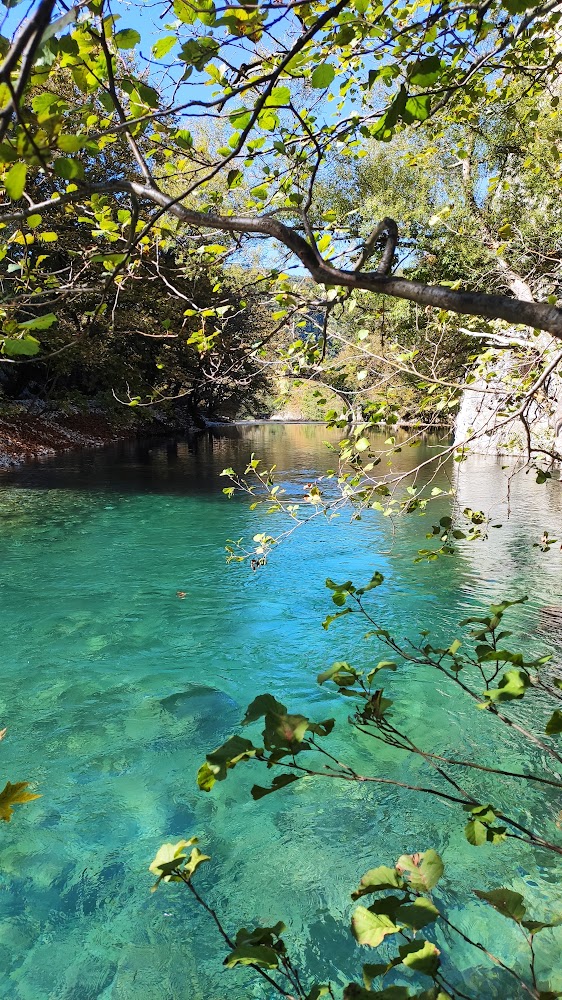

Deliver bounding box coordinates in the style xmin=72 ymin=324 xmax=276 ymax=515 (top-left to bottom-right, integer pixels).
xmin=4 ymin=162 xmax=27 ymax=200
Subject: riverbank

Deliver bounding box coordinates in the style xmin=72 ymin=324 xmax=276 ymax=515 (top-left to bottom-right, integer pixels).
xmin=0 ymin=402 xmax=182 ymax=469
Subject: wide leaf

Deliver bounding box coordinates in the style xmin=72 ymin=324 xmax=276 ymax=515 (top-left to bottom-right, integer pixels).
xmin=474 ymin=888 xmax=526 ymax=922
xmin=0 ymin=781 xmax=41 ymax=821
xmin=395 ymin=850 xmax=444 ymax=892
xmin=351 ymin=905 xmax=399 ymax=947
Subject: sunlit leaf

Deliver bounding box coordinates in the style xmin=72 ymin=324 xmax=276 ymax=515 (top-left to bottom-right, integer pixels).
xmin=114 ymin=28 xmax=141 ymax=49
xmin=351 ymin=905 xmax=399 ymax=947
xmin=311 ymin=63 xmax=335 ymax=88
xmin=4 ymin=161 xmax=27 ymax=200
xmin=0 ymin=780 xmax=40 ymax=821
xmin=395 ymin=850 xmax=443 ymax=892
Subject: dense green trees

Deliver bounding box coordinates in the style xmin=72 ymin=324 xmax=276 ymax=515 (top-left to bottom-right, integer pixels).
xmin=1 ymin=0 xmax=561 ymax=436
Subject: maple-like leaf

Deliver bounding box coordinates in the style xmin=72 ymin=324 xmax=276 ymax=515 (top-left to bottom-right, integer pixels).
xmin=0 ymin=781 xmax=41 ymax=822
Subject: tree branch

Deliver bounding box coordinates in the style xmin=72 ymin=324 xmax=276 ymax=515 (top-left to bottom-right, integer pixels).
xmin=120 ymin=184 xmax=562 ymax=337
xmin=3 ymin=184 xmax=562 ymax=336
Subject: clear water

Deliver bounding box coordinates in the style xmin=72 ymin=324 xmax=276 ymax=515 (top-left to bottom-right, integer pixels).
xmin=0 ymin=424 xmax=561 ymax=1000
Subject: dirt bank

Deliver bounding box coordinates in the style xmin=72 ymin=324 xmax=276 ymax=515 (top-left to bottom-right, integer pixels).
xmin=0 ymin=403 xmax=177 ymax=468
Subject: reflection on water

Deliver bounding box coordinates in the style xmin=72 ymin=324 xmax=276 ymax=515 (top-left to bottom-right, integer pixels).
xmin=0 ymin=424 xmax=561 ymax=1000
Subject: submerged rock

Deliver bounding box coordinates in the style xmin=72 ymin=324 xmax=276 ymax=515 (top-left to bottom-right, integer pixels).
xmin=158 ymin=684 xmax=239 ymax=744
xmin=159 ymin=683 xmax=237 ymax=719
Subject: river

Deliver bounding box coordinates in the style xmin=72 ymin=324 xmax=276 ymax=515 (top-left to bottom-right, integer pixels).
xmin=0 ymin=424 xmax=561 ymax=999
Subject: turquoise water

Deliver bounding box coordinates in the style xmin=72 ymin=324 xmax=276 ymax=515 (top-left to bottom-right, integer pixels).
xmin=0 ymin=424 xmax=561 ymax=999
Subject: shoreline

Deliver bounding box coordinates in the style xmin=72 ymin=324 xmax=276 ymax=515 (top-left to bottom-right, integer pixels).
xmin=0 ymin=402 xmax=184 ymax=470
xmin=0 ymin=405 xmax=454 ymax=470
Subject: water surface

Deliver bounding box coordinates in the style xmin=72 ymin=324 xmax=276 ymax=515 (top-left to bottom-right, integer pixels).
xmin=1 ymin=425 xmax=561 ymax=999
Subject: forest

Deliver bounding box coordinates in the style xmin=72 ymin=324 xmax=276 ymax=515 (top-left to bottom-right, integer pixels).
xmin=1 ymin=1 xmax=562 ymax=998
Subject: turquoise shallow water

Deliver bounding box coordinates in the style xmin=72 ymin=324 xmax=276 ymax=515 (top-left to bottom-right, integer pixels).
xmin=1 ymin=424 xmax=561 ymax=999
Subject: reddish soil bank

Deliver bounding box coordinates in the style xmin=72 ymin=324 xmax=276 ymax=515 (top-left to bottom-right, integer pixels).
xmin=0 ymin=406 xmax=140 ymax=468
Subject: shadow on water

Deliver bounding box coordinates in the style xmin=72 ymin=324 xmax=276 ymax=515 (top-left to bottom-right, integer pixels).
xmin=0 ymin=427 xmax=246 ymax=495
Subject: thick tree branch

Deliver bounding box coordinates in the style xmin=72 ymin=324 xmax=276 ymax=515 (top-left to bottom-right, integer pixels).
xmin=3 ymin=183 xmax=562 ymax=336
xmin=120 ymin=183 xmax=562 ymax=337
xmin=355 ymin=217 xmax=398 ymax=274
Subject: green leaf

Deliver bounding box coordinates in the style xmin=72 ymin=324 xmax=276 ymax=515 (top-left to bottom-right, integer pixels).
xmin=1 ymin=335 xmax=41 ymax=356
xmin=396 ymin=897 xmax=440 ymax=930
xmin=351 ymin=905 xmax=399 ymax=947
xmin=152 ymin=35 xmax=177 ymax=59
xmin=409 ymin=55 xmax=442 ymax=86
xmin=114 ymin=28 xmax=140 ymax=49
xmin=173 ymin=0 xmax=197 ymax=22
xmin=243 ymin=693 xmax=287 ymax=724
xmin=227 ymin=169 xmax=242 ymax=188
xmin=362 ymin=963 xmax=392 ymax=988
xmin=57 ymin=134 xmax=84 ymax=152
xmin=404 ymin=95 xmax=431 ymax=121
xmin=148 ymin=837 xmax=210 ymax=888
xmin=4 ymin=161 xmax=27 ymax=200
xmin=268 ymin=86 xmax=290 ymax=106
xmin=306 ymin=988 xmax=330 ymax=1000
xmin=149 ymin=837 xmax=196 ymax=878
xmin=307 ymin=717 xmax=335 ymax=737
xmin=251 ymin=773 xmax=299 ymax=799
xmin=311 ymin=63 xmax=335 ymax=88
xmin=357 ymin=572 xmax=384 ymax=594
xmin=229 ymin=107 xmax=252 ymax=129
xmin=322 ymin=608 xmax=352 ymax=629
xmin=224 ymin=944 xmax=280 ymax=969
xmin=395 ymin=850 xmax=443 ymax=892
xmin=546 ymin=709 xmax=562 ymax=735
xmin=522 ymin=920 xmax=559 ymax=935
xmin=0 ymin=141 xmax=18 ymax=163
xmin=352 ymin=866 xmax=403 ymax=899
xmin=484 ymin=669 xmax=531 ymax=702
xmin=366 ymin=661 xmax=397 ymax=682
xmin=234 ymin=921 xmax=285 ymax=948
xmin=179 ymin=36 xmax=219 ymax=69
xmin=317 ymin=661 xmax=357 ymax=685
xmin=198 ymin=734 xmax=257 ymax=790
xmin=0 ymin=780 xmax=41 ymax=821
xmin=19 ymin=312 xmax=57 ymax=330
xmin=465 ymin=820 xmax=488 ymax=846
xmin=474 ymin=888 xmax=526 ymax=922
xmin=399 ymin=939 xmax=440 ymax=977
xmin=53 ymin=157 xmax=84 ymax=180
xmin=184 ymin=845 xmax=211 ymax=879
xmin=90 ymin=253 xmax=128 ymax=265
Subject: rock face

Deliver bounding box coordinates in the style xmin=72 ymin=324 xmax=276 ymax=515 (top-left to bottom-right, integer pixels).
xmin=454 ymin=339 xmax=562 ymax=460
